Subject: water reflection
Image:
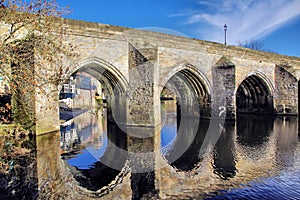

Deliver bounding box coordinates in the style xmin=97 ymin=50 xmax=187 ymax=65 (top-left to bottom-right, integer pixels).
xmin=213 ymin=121 xmax=237 ymax=180
xmin=160 ymin=101 xmax=300 ymax=199
xmin=161 ymin=101 xmax=237 ymax=176
xmin=167 ymin=119 xmax=209 ymax=171
xmin=55 ymin=102 xmax=300 ymax=199
xmin=60 ymin=110 xmax=107 ymax=169
xmin=161 ymin=100 xmax=210 ymax=171
xmin=161 ymin=100 xmax=177 ymax=151
xmin=60 ymin=109 xmax=127 ymax=191
xmin=237 ymin=114 xmax=274 ymax=147
xmin=205 ymin=116 xmax=300 ymax=200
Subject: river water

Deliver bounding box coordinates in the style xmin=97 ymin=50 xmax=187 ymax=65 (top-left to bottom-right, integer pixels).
xmin=59 ymin=101 xmax=300 ymax=199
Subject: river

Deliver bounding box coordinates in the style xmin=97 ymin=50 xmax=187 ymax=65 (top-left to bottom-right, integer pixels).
xmin=59 ymin=101 xmax=300 ymax=199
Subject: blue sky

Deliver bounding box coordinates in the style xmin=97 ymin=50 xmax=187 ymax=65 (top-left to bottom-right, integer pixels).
xmin=58 ymin=0 xmax=300 ymax=57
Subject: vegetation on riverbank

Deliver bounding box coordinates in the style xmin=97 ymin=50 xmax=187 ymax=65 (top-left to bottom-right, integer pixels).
xmin=0 ymin=0 xmax=73 ymax=198
xmin=0 ymin=124 xmax=37 ymax=199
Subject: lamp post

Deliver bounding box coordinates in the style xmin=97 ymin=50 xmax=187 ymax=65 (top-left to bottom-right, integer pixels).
xmin=223 ymin=24 xmax=227 ymax=45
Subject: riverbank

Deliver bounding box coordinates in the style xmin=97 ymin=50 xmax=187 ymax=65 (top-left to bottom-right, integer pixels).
xmin=0 ymin=125 xmax=37 ymax=199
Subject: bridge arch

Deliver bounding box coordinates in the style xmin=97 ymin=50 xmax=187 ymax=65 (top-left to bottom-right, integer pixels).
xmin=160 ymin=64 xmax=211 ymax=95
xmin=63 ymin=57 xmax=128 ymax=93
xmin=160 ymin=64 xmax=211 ymax=119
xmin=160 ymin=64 xmax=212 ymax=171
xmin=236 ymin=71 xmax=274 ymax=114
xmin=58 ymin=58 xmax=129 ymax=193
xmin=60 ymin=57 xmax=129 ymax=123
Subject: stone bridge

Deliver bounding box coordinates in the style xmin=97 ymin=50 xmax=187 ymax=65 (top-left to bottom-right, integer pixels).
xmin=36 ymin=18 xmax=300 ymax=134
xmin=31 ymin=19 xmax=300 ymax=199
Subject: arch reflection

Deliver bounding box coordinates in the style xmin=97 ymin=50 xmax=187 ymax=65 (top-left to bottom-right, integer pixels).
xmin=160 ymin=66 xmax=211 ymax=171
xmin=161 ymin=100 xmax=211 ymax=171
xmin=60 ymin=109 xmax=127 ymax=191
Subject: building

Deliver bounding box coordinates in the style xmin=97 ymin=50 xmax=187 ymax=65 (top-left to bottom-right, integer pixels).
xmin=59 ymin=72 xmax=103 ymax=110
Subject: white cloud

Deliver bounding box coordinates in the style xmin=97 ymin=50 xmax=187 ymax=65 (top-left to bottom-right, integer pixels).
xmin=178 ymin=0 xmax=300 ymax=44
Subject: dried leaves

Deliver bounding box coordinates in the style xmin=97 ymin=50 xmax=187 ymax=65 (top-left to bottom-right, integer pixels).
xmin=0 ymin=124 xmax=34 ymax=172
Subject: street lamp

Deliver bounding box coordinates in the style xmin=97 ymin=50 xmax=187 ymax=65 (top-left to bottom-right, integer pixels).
xmin=223 ymin=24 xmax=227 ymax=45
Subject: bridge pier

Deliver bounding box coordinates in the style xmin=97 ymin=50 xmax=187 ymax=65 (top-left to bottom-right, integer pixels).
xmin=274 ymin=65 xmax=298 ymax=115
xmin=122 ymin=47 xmax=162 ymax=198
xmin=35 ymin=83 xmax=60 ymax=135
xmin=212 ymin=56 xmax=236 ymax=120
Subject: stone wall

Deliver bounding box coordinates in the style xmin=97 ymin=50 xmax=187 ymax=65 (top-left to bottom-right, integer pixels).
xmin=127 ymin=45 xmax=159 ymax=126
xmin=275 ymin=66 xmax=298 ymax=114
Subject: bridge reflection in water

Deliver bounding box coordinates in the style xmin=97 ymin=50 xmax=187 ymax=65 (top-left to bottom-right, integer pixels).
xmin=36 ymin=101 xmax=300 ymax=199
xmin=60 ymin=110 xmax=127 ymax=191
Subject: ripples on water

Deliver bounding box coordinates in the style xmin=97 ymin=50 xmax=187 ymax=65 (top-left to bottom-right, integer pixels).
xmin=205 ymin=162 xmax=300 ymax=199
xmin=204 ymin=116 xmax=300 ymax=200
xmin=60 ymin=103 xmax=300 ymax=199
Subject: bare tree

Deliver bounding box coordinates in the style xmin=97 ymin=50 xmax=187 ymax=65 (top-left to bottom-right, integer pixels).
xmin=0 ymin=0 xmax=75 ymax=127
xmin=237 ymin=39 xmax=265 ymax=50
xmin=237 ymin=39 xmax=277 ymax=54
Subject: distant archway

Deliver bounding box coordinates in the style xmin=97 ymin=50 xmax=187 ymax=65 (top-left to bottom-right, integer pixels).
xmin=60 ymin=57 xmax=128 ymax=122
xmin=236 ymin=74 xmax=273 ymax=114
